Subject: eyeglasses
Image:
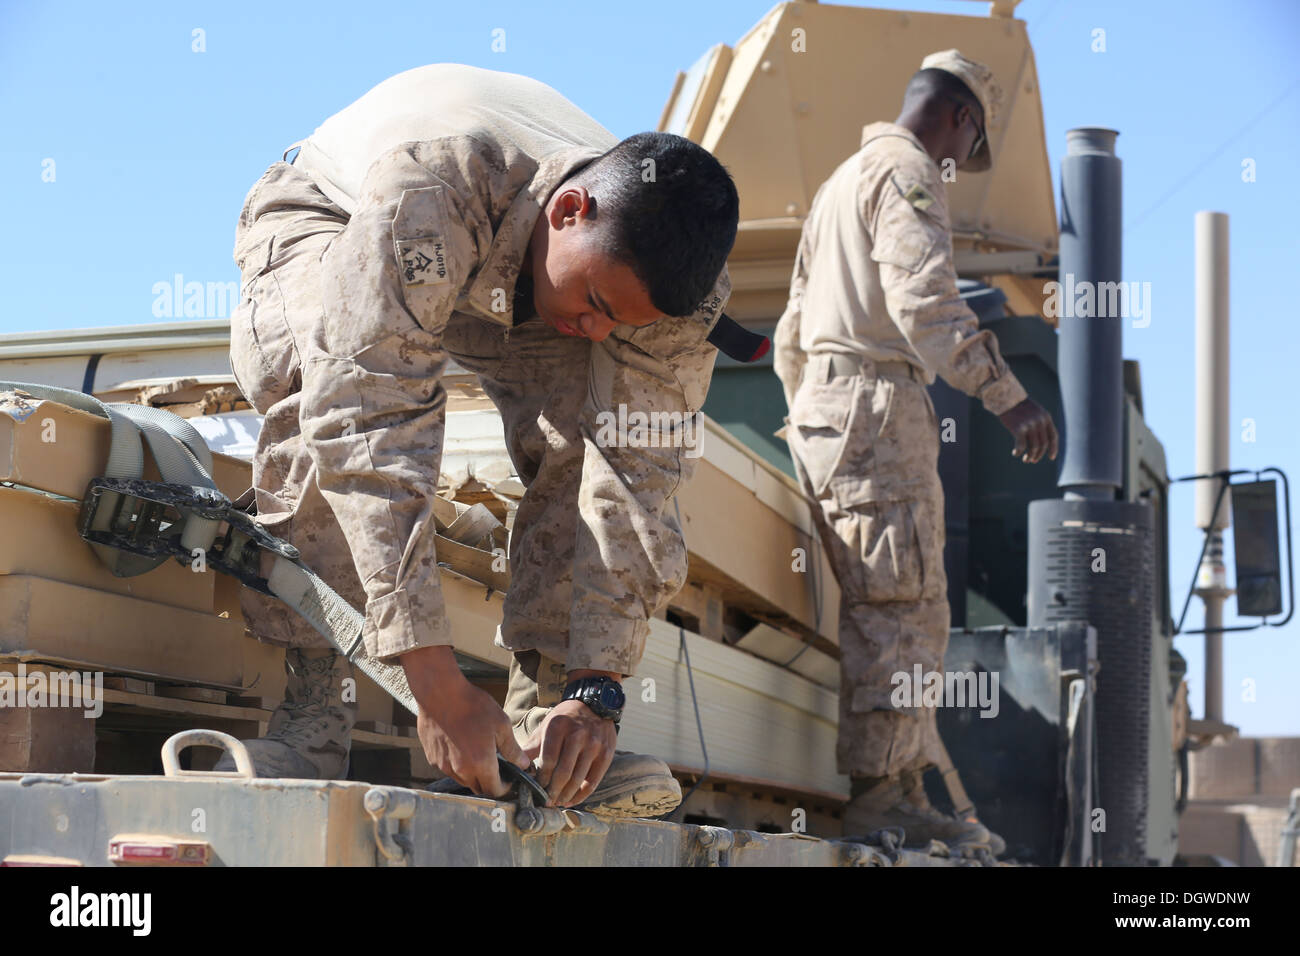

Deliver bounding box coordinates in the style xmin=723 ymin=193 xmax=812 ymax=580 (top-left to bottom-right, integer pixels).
xmin=946 ymin=95 xmax=986 ymax=163
xmin=962 ymin=104 xmax=986 ymax=162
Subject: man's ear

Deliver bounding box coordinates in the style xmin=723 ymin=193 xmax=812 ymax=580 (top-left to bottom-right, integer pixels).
xmin=549 ymin=186 xmax=593 ymax=228
xmin=954 ymin=103 xmax=970 ymax=133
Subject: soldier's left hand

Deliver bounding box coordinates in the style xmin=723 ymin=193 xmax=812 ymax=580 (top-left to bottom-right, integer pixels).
xmin=521 ymin=699 xmax=618 ymax=807
xmin=997 ymin=398 xmax=1059 ymax=464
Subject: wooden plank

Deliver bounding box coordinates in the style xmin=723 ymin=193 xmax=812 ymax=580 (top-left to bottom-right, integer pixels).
xmin=443 ymin=503 xmax=501 ymax=545
xmin=103 ymin=676 xmax=154 ymax=695
xmin=698 ymin=419 xmax=756 ymax=491
xmin=735 ymin=623 xmax=839 ymax=689
xmin=436 ymin=535 xmax=510 ymax=593
xmin=752 ymin=464 xmax=815 ymax=537
xmin=701 ymin=415 xmax=814 ymax=534
xmin=155 ymin=685 xmax=229 ymax=705
xmin=351 ymin=728 xmax=417 ymax=748
xmin=674 ymin=785 xmax=842 ymax=836
xmin=666 ymin=582 xmax=725 ymax=640
xmin=230 ymin=694 xmax=277 ymax=710
xmin=0 ymin=575 xmax=247 ymax=687
xmin=98 ymin=687 xmax=268 ymax=722
xmin=430 ymin=573 xmax=845 ymax=794
xmin=677 ymin=453 xmax=839 ymax=645
xmin=431 ymin=495 xmax=461 ymax=532
xmin=439 ymin=572 xmax=511 ymax=670
xmin=620 ymin=618 xmax=846 ymax=796
xmin=667 ymin=763 xmax=849 ymax=808
xmin=0 ymin=703 xmax=97 ymax=773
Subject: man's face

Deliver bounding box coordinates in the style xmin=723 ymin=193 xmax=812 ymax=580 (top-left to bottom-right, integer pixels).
xmin=526 ymin=185 xmax=662 ymax=342
xmin=954 ymin=100 xmax=986 ymax=170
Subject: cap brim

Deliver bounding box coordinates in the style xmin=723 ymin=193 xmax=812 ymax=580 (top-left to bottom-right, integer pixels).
xmin=706 ymin=313 xmax=770 ymax=363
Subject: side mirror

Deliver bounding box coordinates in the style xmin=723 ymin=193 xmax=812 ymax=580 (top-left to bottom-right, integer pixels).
xmin=1231 ymin=479 xmax=1283 ymax=617
xmin=1172 ymin=466 xmax=1292 ymax=635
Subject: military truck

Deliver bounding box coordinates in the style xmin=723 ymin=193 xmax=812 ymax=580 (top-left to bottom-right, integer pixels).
xmin=0 ymin=1 xmax=1291 ymax=867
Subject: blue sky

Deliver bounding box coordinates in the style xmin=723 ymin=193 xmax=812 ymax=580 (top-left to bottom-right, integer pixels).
xmin=3 ymin=1 xmax=1297 ymax=734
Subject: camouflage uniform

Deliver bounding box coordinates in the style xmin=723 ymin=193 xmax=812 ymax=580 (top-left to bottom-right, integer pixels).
xmin=774 ymin=122 xmax=1026 ymax=779
xmin=229 ymin=65 xmax=727 ymax=686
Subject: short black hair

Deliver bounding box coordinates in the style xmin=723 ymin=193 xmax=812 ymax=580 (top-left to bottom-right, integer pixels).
xmin=571 ymin=132 xmax=738 ymax=318
xmin=902 ymin=67 xmax=982 ymax=124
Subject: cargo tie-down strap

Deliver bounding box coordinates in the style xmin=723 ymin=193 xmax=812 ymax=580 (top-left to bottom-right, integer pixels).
xmin=0 ymin=381 xmax=421 ymax=717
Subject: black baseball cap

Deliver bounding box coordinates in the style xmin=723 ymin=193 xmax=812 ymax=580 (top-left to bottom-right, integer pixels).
xmin=707 ymin=313 xmax=770 ymax=363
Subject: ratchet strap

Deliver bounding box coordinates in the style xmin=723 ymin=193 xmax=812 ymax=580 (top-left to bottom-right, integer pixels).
xmin=0 ymin=381 xmax=420 ymax=716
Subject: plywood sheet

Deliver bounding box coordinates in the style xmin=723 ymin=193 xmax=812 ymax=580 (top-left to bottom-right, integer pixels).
xmin=620 ymin=618 xmax=846 ymax=796
xmin=0 ymin=575 xmax=246 ymax=687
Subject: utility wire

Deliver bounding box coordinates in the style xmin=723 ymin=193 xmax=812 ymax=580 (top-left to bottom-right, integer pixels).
xmin=674 ymin=623 xmax=710 ymax=815
xmin=670 ymin=497 xmax=709 ymax=818
xmin=1126 ymin=78 xmax=1300 ymax=233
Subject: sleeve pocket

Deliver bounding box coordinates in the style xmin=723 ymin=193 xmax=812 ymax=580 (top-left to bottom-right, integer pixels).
xmin=392 ymin=186 xmax=455 ymax=288
xmin=869 ymin=176 xmax=943 ymax=274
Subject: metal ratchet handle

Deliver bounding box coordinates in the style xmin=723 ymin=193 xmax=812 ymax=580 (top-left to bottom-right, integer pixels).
xmin=498 ymin=755 xmax=550 ymax=806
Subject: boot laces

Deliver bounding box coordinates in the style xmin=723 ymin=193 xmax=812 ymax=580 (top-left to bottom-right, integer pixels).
xmin=268 ymin=651 xmax=343 ymax=744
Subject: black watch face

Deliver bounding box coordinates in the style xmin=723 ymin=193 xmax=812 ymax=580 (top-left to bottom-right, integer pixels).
xmin=600 ymin=682 xmax=625 ymax=711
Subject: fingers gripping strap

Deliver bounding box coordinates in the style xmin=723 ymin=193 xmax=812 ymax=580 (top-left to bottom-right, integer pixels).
xmin=267 ymin=556 xmax=420 ymax=716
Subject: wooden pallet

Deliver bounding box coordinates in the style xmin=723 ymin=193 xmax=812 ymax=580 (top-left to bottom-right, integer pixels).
xmin=0 ymin=657 xmax=849 ymax=835
xmin=0 ymin=659 xmax=432 ymax=785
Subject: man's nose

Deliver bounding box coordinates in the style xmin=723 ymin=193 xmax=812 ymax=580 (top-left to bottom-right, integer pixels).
xmin=579 ymin=312 xmax=616 ymax=342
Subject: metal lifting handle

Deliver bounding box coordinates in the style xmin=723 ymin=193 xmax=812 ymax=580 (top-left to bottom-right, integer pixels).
xmin=161 ymin=729 xmax=256 ymax=779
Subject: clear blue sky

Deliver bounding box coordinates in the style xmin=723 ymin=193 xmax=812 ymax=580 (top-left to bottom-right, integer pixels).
xmin=3 ymin=1 xmax=1297 ymax=734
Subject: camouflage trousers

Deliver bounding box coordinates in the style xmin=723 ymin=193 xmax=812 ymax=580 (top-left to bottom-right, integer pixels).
xmin=228 ymin=161 xmax=597 ymax=667
xmin=786 ymin=353 xmax=949 ymax=779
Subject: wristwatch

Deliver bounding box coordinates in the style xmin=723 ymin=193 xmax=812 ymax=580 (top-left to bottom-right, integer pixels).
xmin=562 ymin=676 xmax=625 ymax=724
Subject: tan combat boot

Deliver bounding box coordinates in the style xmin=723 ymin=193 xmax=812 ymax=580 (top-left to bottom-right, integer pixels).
xmin=843 ymin=769 xmax=1005 ymax=854
xmin=213 ymin=647 xmax=357 ymax=779
xmin=428 ymin=651 xmax=681 ymax=817
xmin=505 ymin=652 xmax=681 ymax=818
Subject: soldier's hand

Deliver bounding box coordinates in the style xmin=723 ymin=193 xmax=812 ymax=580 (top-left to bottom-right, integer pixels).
xmin=403 ymin=645 xmax=529 ymax=797
xmin=997 ymin=398 xmax=1058 ymax=464
xmin=522 ymin=699 xmax=617 ymax=808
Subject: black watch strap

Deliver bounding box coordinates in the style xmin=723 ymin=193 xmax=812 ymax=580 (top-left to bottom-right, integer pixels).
xmin=562 ymin=676 xmax=625 ymax=723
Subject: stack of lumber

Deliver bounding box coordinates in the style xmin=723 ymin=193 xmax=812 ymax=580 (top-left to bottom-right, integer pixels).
xmin=0 ymin=379 xmax=849 ymax=817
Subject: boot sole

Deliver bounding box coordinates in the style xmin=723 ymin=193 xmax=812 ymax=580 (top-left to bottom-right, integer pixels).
xmin=425 ymin=777 xmax=683 ymax=819
xmin=580 ymin=778 xmax=683 ymax=819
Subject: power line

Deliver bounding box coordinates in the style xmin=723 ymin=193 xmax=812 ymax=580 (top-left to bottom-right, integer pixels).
xmin=1126 ymin=78 xmax=1300 ymax=233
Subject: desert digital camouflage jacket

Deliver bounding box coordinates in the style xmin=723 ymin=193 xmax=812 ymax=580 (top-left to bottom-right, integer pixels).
xmin=280 ymin=65 xmax=729 ymax=672
xmin=774 ymin=121 xmax=1025 ymax=415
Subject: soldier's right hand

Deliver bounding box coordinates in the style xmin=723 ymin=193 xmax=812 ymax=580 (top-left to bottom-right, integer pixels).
xmin=997 ymin=398 xmax=1058 ymax=465
xmin=402 ymin=645 xmax=531 ymax=797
